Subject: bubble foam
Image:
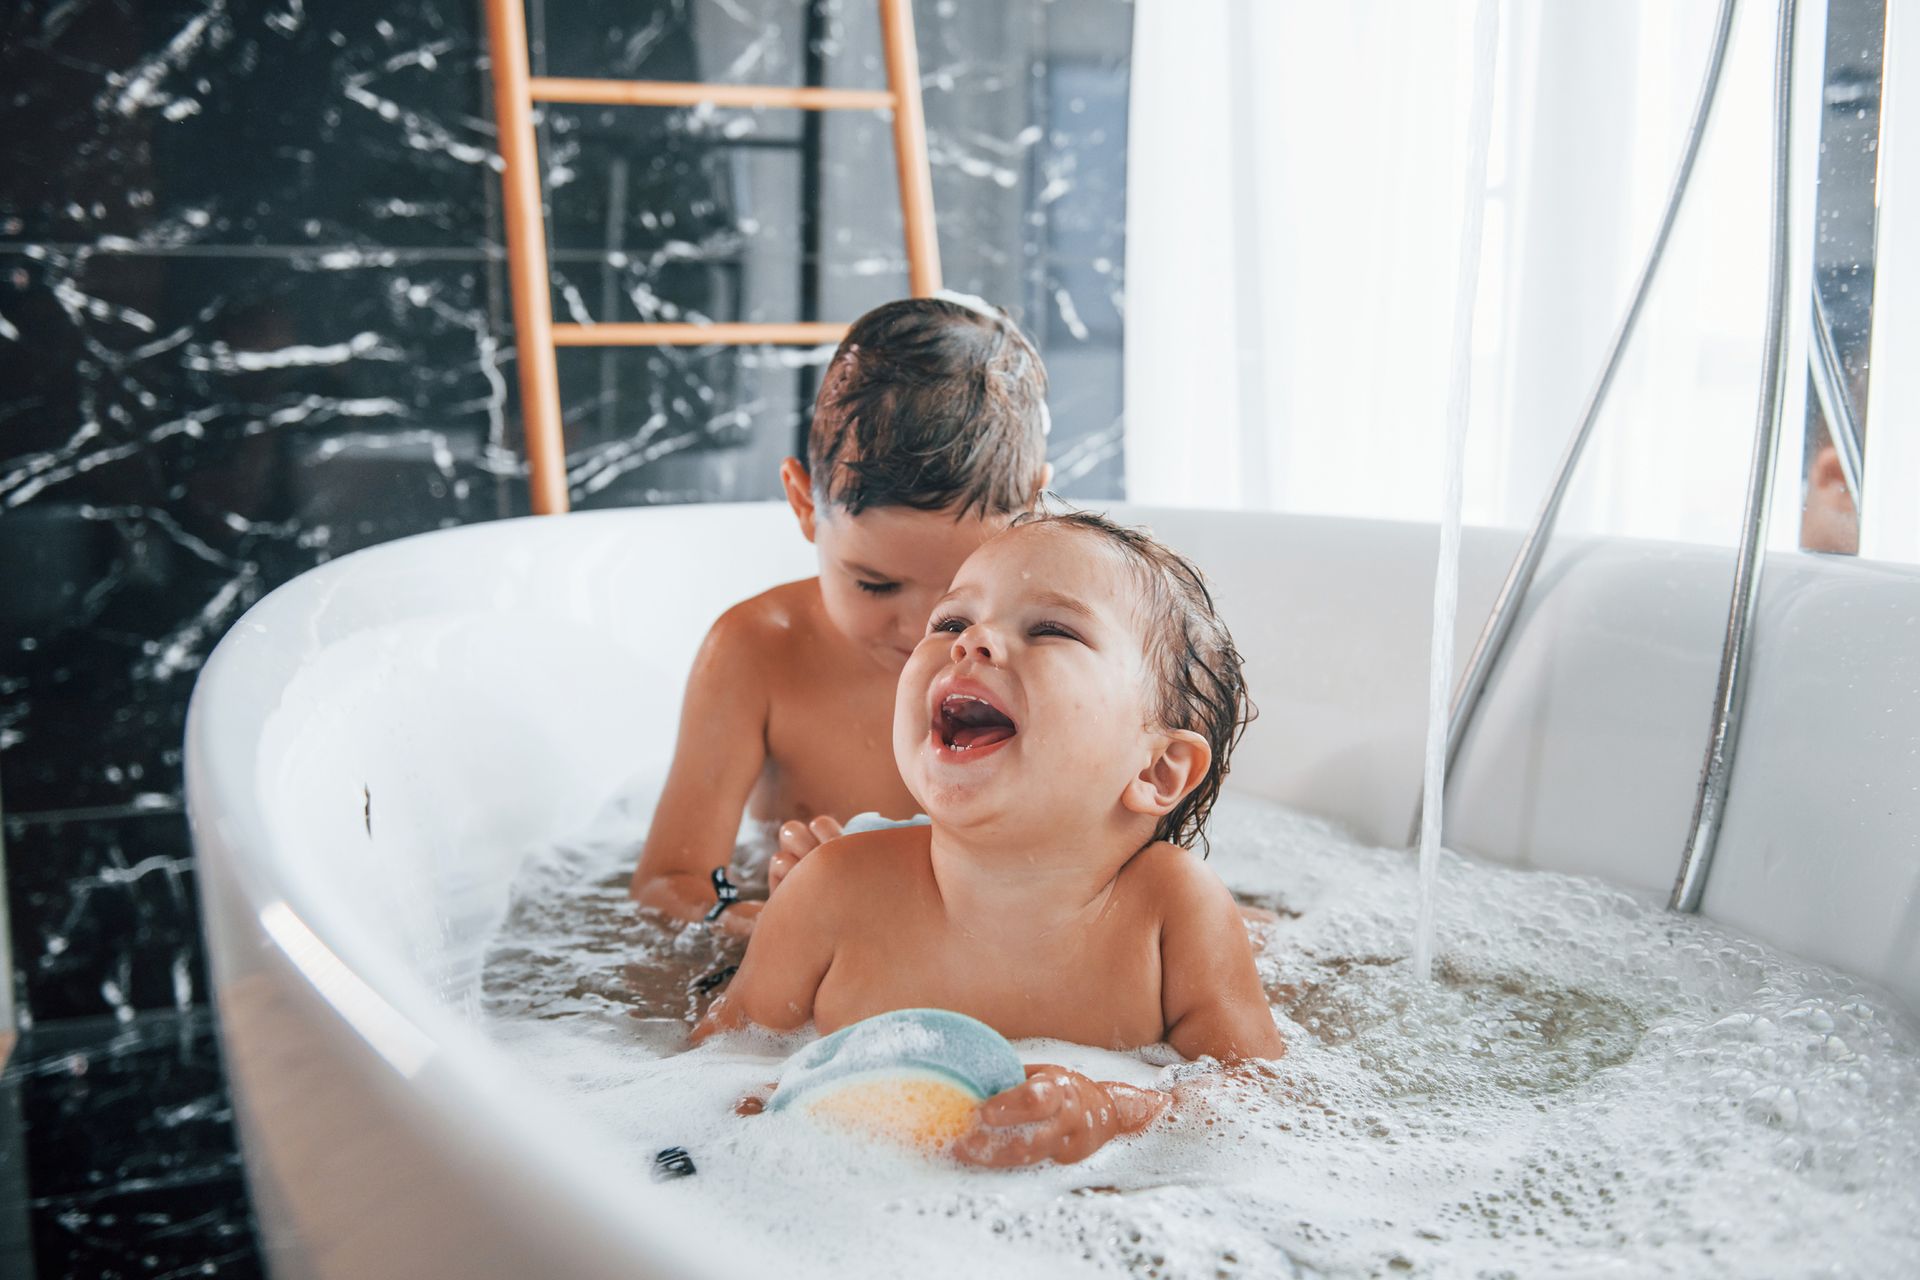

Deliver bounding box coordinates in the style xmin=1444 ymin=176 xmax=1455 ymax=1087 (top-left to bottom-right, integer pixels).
xmin=480 ymin=792 xmax=1920 ymax=1279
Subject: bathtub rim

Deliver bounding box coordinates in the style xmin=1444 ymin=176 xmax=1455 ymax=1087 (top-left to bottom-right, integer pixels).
xmin=184 ymin=505 xmax=805 ymax=1280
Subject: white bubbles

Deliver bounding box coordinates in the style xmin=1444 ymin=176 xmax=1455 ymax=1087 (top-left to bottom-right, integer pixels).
xmin=479 ymin=791 xmax=1920 ymax=1279
xmin=1744 ymin=1084 xmax=1801 ymax=1127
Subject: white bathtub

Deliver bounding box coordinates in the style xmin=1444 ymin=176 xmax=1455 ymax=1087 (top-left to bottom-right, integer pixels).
xmin=184 ymin=502 xmax=1920 ymax=1279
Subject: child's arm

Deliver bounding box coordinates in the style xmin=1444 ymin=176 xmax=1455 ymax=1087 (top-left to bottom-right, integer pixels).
xmin=630 ymin=606 xmax=773 ymax=935
xmin=1158 ymin=855 xmax=1288 ymax=1063
xmin=956 ymin=852 xmax=1283 ymax=1168
xmin=690 ymin=852 xmax=839 ymax=1042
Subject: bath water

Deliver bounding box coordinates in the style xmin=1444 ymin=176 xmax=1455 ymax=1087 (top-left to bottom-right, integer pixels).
xmin=480 ymin=789 xmax=1920 ymax=1279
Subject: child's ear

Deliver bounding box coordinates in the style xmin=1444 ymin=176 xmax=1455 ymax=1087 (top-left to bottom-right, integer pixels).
xmin=1031 ymin=463 xmax=1055 ymax=506
xmin=1810 ymin=443 xmax=1849 ymax=496
xmin=779 ymin=457 xmax=818 ymax=543
xmin=1121 ymin=730 xmax=1212 ymax=824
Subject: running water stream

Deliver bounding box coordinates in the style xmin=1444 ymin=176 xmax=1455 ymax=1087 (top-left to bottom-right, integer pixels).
xmin=1413 ymin=0 xmax=1500 ymax=983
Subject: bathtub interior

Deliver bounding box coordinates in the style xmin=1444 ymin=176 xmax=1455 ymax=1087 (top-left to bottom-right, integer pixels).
xmin=1141 ymin=508 xmax=1920 ymax=1011
xmin=238 ymin=505 xmax=814 ymax=1016
xmin=216 ymin=502 xmax=1920 ymax=1039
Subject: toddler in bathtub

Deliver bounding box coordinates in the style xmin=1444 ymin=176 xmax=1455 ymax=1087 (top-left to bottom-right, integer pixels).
xmin=629 ymin=296 xmax=1051 ymax=935
xmin=694 ymin=511 xmax=1286 ymax=1166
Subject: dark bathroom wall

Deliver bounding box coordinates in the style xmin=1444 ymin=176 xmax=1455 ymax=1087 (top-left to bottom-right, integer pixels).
xmin=0 ymin=0 xmax=1133 ymax=1026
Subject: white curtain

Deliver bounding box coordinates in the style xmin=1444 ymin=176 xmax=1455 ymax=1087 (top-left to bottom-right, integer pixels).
xmin=1124 ymin=0 xmax=1871 ymax=556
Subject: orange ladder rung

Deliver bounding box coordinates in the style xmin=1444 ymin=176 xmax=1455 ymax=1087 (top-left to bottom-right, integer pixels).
xmin=528 ymin=77 xmax=896 ymax=112
xmin=552 ymin=322 xmax=852 ymax=348
xmin=485 ymin=0 xmax=942 ymax=515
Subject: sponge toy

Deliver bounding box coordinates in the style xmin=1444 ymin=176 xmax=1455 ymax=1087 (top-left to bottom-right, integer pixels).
xmin=771 ymin=1009 xmax=1025 ymax=1152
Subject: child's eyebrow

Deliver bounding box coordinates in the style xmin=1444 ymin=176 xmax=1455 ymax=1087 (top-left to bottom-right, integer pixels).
xmin=1031 ymin=589 xmax=1097 ymax=620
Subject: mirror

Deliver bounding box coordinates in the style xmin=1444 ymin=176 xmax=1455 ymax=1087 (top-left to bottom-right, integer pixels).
xmin=1800 ymin=0 xmax=1886 ymax=555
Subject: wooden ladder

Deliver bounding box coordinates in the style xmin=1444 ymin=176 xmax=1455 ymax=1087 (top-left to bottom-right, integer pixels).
xmin=483 ymin=0 xmax=944 ymax=514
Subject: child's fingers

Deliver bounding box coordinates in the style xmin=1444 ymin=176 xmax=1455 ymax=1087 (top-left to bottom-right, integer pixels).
xmin=1107 ymin=1082 xmax=1169 ymax=1133
xmin=954 ymin=1106 xmax=1099 ymax=1167
xmin=777 ymin=820 xmax=819 ymax=859
xmin=1049 ymin=1114 xmax=1107 ymax=1165
xmin=977 ymin=1073 xmax=1068 ymax=1127
xmin=777 ymin=815 xmax=845 ymax=859
xmin=712 ymin=899 xmax=763 ymax=939
xmin=772 ymin=815 xmax=846 ymax=893
xmin=957 ymin=1071 xmax=1165 ymax=1168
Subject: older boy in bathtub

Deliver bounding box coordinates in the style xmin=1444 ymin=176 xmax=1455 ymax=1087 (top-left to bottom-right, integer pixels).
xmin=629 ymin=297 xmax=1051 ymax=935
xmin=694 ymin=511 xmax=1286 ymax=1166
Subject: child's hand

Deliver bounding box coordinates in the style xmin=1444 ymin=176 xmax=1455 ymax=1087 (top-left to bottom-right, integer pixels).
xmin=712 ymin=899 xmax=762 ymax=939
xmin=769 ymin=815 xmax=845 ymax=893
xmin=954 ymin=1065 xmax=1168 ymax=1168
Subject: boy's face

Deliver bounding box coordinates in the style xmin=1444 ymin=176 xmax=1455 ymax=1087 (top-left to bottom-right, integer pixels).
xmin=810 ymin=501 xmax=1012 ymax=675
xmin=893 ymin=524 xmax=1167 ymax=833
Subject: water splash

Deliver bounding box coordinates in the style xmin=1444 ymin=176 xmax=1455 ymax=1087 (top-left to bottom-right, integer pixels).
xmin=1413 ymin=0 xmax=1500 ymax=984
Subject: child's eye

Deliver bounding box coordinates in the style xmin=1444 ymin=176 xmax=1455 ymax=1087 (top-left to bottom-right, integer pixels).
xmin=1030 ymin=621 xmax=1085 ymax=643
xmin=930 ymin=615 xmax=969 ymax=634
xmin=855 ymin=580 xmax=901 ymax=596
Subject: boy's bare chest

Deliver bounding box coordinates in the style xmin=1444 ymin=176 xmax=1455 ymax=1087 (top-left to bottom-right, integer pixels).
xmin=814 ymin=920 xmax=1167 ymax=1051
xmin=755 ymin=665 xmax=917 ymax=823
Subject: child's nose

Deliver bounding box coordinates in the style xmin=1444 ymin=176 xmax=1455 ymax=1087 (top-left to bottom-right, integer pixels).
xmin=950 ymin=626 xmax=995 ymax=664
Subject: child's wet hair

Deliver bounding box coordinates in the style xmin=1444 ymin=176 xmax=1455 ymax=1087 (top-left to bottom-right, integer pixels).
xmin=1015 ymin=510 xmax=1255 ymax=853
xmin=809 ymin=297 xmax=1048 ymax=518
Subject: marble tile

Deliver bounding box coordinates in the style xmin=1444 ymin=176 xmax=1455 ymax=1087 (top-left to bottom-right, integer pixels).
xmin=0 ymin=1056 xmax=31 ymax=1278
xmin=3 ymin=1010 xmax=261 ymax=1278
xmin=531 ymin=0 xmax=1134 ymax=495
xmin=29 ymin=1180 xmax=262 ymax=1280
xmin=3 ymin=813 xmax=205 ymax=1025
xmin=0 ymin=248 xmax=510 ymax=485
xmin=838 ymin=0 xmax=1131 ymax=496
xmin=0 ymin=598 xmax=199 ymax=818
xmin=9 ymin=1012 xmax=240 ymax=1197
xmin=0 ymin=248 xmax=518 ymax=811
xmin=531 ymin=0 xmax=815 ymax=88
xmin=553 ymin=342 xmax=807 ymax=508
xmin=529 ymin=2 xmax=898 ymax=314
xmin=0 ymin=0 xmax=495 ymax=251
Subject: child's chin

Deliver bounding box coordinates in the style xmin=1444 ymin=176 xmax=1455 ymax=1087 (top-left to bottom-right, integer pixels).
xmin=912 ymin=738 xmax=1014 ymax=802
xmin=916 ymin=785 xmax=994 ymax=827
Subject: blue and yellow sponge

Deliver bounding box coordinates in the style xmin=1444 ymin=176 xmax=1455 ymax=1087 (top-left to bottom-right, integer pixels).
xmin=771 ymin=1009 xmax=1025 ymax=1152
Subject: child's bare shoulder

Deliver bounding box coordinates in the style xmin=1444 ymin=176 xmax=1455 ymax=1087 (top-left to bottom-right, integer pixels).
xmin=782 ymin=826 xmax=934 ymax=909
xmin=814 ymin=825 xmax=932 ymax=881
xmin=711 ymin=578 xmax=826 ymax=645
xmin=696 ymin=580 xmax=832 ymax=680
xmin=1119 ymin=841 xmax=1238 ymax=919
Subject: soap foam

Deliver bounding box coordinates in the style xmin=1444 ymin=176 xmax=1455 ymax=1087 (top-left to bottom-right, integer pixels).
xmin=481 ymin=792 xmax=1920 ymax=1279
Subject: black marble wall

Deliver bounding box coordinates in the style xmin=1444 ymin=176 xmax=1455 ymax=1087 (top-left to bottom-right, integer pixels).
xmin=0 ymin=0 xmax=1132 ymax=1026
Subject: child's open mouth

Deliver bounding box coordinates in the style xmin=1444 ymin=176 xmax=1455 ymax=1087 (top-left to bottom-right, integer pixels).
xmin=934 ymin=690 xmax=1018 ymax=757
